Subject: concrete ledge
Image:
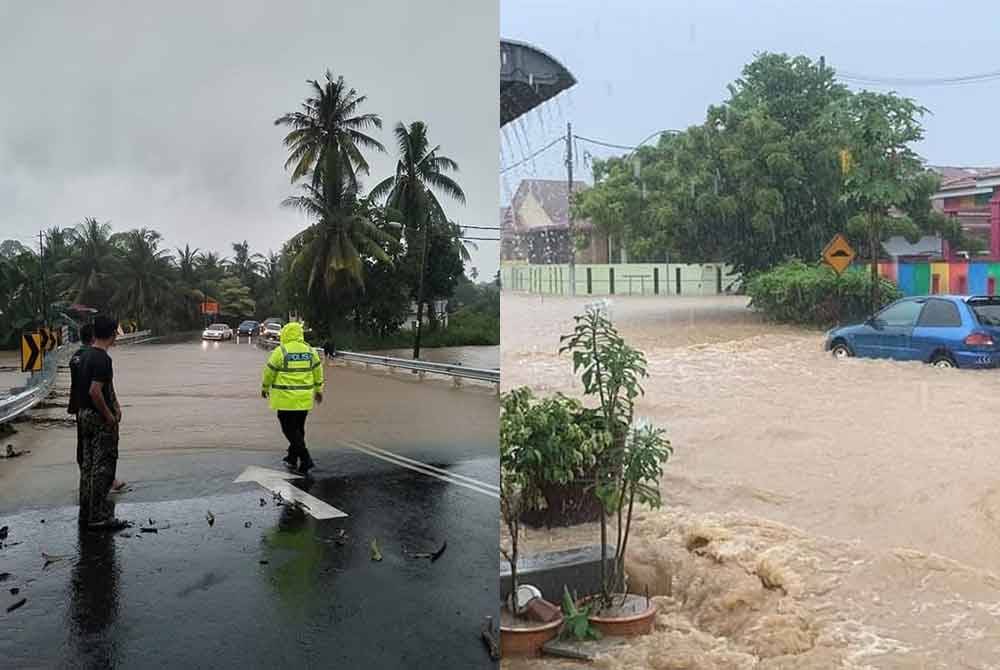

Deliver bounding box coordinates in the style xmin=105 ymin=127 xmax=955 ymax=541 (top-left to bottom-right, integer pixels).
xmin=501 ymin=544 xmax=615 ymax=603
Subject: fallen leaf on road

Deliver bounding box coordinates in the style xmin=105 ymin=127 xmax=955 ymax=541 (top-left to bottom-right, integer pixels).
xmin=206 ymin=511 xmax=215 ymax=527
xmin=9 ymin=588 xmax=18 ymax=596
xmin=370 ymin=539 xmax=383 ymax=562
xmin=42 ymin=552 xmax=70 ymax=568
xmin=140 ymin=527 xmax=158 ymax=534
xmin=0 ymin=526 xmax=8 ymax=540
xmin=0 ymin=572 xmax=10 ymax=582
xmin=6 ymin=598 xmax=26 ymax=613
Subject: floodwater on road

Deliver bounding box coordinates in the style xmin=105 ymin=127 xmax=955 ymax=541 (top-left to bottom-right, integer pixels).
xmin=0 ymin=336 xmax=499 ymax=669
xmin=502 ymin=292 xmax=1000 ymax=669
xmin=371 ymin=345 xmax=500 ymax=369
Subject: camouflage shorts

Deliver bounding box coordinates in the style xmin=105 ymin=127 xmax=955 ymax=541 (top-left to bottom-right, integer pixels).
xmin=78 ymin=409 xmax=119 ymax=527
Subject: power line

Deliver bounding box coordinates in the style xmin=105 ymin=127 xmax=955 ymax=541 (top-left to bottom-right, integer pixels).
xmin=457 ymin=225 xmax=500 ymax=231
xmin=838 ymin=67 xmax=1000 ymax=87
xmin=461 ymin=237 xmax=499 ymax=242
xmin=500 ymin=136 xmax=564 ymax=174
xmin=572 ymin=135 xmax=639 ymax=152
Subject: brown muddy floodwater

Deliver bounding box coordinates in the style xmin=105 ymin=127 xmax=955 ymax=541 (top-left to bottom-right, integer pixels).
xmin=502 ymin=293 xmax=1000 ymax=669
xmin=0 ymin=338 xmax=499 ymax=513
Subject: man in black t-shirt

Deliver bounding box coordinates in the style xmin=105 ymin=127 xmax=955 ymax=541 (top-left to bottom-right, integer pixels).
xmin=77 ymin=316 xmax=130 ymax=531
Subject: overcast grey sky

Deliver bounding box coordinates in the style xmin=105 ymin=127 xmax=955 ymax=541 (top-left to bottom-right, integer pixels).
xmin=0 ymin=1 xmax=499 ymax=277
xmin=501 ymin=0 xmax=1000 ymax=202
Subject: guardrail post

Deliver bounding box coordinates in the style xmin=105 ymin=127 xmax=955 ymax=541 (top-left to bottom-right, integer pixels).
xmin=453 ymin=375 xmax=462 ymax=388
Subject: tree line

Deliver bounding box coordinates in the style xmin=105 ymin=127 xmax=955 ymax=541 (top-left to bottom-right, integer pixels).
xmin=573 ymin=53 xmax=977 ymax=279
xmin=0 ymin=70 xmax=494 ymax=349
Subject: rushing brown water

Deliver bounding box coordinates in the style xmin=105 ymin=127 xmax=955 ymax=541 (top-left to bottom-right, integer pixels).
xmin=502 ymin=293 xmax=1000 ymax=669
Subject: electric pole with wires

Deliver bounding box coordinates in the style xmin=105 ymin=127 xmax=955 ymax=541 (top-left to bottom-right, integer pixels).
xmin=566 ymin=121 xmax=575 ymax=296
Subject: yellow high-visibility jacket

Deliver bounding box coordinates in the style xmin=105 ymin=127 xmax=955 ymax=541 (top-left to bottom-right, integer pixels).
xmin=261 ymin=322 xmax=324 ymax=411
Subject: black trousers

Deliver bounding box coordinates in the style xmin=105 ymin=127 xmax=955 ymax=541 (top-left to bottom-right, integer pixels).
xmin=277 ymin=410 xmax=311 ymax=465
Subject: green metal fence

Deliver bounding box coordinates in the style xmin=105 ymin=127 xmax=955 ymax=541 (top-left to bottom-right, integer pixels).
xmin=500 ymin=263 xmax=741 ymax=297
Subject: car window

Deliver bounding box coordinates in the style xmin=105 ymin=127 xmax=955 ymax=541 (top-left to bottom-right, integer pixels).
xmin=970 ymin=299 xmax=1000 ymax=326
xmin=876 ymin=300 xmax=923 ymax=327
xmin=917 ymin=300 xmax=962 ymax=327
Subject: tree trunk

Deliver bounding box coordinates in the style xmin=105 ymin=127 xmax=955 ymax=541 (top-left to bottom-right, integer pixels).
xmin=870 ymin=231 xmax=880 ymax=310
xmin=412 ymin=220 xmax=430 ymax=360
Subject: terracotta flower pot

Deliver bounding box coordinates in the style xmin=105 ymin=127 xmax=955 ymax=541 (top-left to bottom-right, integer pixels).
xmin=582 ymin=594 xmax=656 ymax=637
xmin=500 ymin=616 xmax=563 ymax=657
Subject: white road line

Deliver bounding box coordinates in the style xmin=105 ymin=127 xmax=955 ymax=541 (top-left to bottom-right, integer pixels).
xmin=234 ymin=466 xmax=348 ymax=519
xmin=346 ymin=439 xmax=500 ymax=493
xmin=341 ymin=441 xmax=499 ymax=499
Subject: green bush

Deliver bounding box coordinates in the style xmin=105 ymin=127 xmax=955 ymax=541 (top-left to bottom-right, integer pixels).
xmin=746 ymin=261 xmax=901 ymax=327
xmin=500 ymin=387 xmax=605 ymax=527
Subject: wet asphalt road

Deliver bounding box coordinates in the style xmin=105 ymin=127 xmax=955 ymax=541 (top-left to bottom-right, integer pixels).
xmin=0 ymin=336 xmax=499 ymax=669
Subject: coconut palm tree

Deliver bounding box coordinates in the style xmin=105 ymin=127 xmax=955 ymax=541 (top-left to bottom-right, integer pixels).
xmin=58 ymin=218 xmax=118 ymax=306
xmin=196 ymin=251 xmax=228 ymax=283
xmin=173 ymin=244 xmax=205 ymax=327
xmin=282 ymin=172 xmax=394 ymax=293
xmin=274 ymin=71 xmax=385 ymax=193
xmin=228 ymin=240 xmax=263 ymax=288
xmin=259 ymin=250 xmax=283 ymax=314
xmin=369 ymin=121 xmax=466 ymax=359
xmin=111 ymin=229 xmax=174 ymax=329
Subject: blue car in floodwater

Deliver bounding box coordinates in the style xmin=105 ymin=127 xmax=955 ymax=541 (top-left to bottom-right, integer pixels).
xmin=824 ymin=295 xmax=1000 ymax=369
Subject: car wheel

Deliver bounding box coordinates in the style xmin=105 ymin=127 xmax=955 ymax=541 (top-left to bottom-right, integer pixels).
xmin=930 ymin=353 xmax=957 ymax=369
xmin=831 ymin=342 xmax=853 ymax=359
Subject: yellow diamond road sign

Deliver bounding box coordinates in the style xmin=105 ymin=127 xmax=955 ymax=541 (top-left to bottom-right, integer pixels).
xmin=823 ymin=233 xmax=855 ymax=275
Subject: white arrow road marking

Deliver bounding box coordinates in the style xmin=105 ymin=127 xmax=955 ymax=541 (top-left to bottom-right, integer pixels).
xmin=341 ymin=440 xmax=499 ymax=499
xmin=234 ymin=466 xmax=348 ymax=520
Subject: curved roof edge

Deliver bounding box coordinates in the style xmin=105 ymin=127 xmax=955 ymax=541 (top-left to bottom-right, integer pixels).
xmin=501 ymin=39 xmax=576 ymax=127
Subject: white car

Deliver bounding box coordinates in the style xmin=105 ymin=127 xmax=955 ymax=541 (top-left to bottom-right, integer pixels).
xmin=261 ymin=322 xmax=282 ymax=341
xmin=202 ymin=323 xmax=233 ymax=341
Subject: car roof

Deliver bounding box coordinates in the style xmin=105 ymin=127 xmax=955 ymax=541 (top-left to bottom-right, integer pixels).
xmin=901 ymin=293 xmax=1000 ymax=302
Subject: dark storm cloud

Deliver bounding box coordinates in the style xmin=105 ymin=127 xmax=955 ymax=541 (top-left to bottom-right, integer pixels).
xmin=0 ymin=1 xmax=499 ymax=275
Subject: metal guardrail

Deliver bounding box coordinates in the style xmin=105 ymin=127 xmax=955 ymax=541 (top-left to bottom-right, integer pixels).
xmin=254 ymin=338 xmax=500 ymax=385
xmin=0 ymin=344 xmax=71 ymax=424
xmin=333 ymin=351 xmax=501 ymax=385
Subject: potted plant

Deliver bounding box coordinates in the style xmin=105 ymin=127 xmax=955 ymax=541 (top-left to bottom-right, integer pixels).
xmin=503 ymin=388 xmax=603 ymax=528
xmin=559 ymin=305 xmax=673 ymax=637
xmin=499 ymin=389 xmax=565 ymax=657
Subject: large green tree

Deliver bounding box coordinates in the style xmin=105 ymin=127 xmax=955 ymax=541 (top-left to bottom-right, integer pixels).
xmin=832 ymin=91 xmax=947 ymax=306
xmin=370 ymin=121 xmax=465 ymax=356
xmin=575 ymin=53 xmax=852 ymax=272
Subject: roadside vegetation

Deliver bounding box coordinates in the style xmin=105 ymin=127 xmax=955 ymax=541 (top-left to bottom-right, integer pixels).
xmin=571 ymin=53 xmax=976 ymax=318
xmin=0 ymin=71 xmax=495 ymax=351
xmin=746 ymin=261 xmax=901 ymax=327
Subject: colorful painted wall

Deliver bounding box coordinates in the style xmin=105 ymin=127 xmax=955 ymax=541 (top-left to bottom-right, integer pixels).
xmin=879 ymin=261 xmax=1000 ymax=296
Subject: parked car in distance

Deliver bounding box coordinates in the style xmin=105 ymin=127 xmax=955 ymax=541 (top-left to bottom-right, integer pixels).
xmin=202 ymin=323 xmax=234 ymax=341
xmin=261 ymin=321 xmax=282 ymax=341
xmin=825 ymin=295 xmax=1000 ymax=369
xmin=237 ymin=320 xmax=260 ymax=337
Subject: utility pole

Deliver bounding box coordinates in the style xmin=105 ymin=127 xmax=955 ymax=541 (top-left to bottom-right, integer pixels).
xmin=38 ymin=230 xmax=48 ymax=327
xmin=412 ymin=212 xmax=431 ymax=360
xmin=566 ymin=122 xmax=575 ymax=295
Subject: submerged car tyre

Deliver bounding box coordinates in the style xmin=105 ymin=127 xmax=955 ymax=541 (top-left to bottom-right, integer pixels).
xmin=930 ymin=353 xmax=957 ymax=369
xmin=831 ymin=342 xmax=853 ymax=359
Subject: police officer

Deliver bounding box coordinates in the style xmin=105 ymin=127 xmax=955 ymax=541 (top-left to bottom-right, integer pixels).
xmin=261 ymin=322 xmax=325 ymax=474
